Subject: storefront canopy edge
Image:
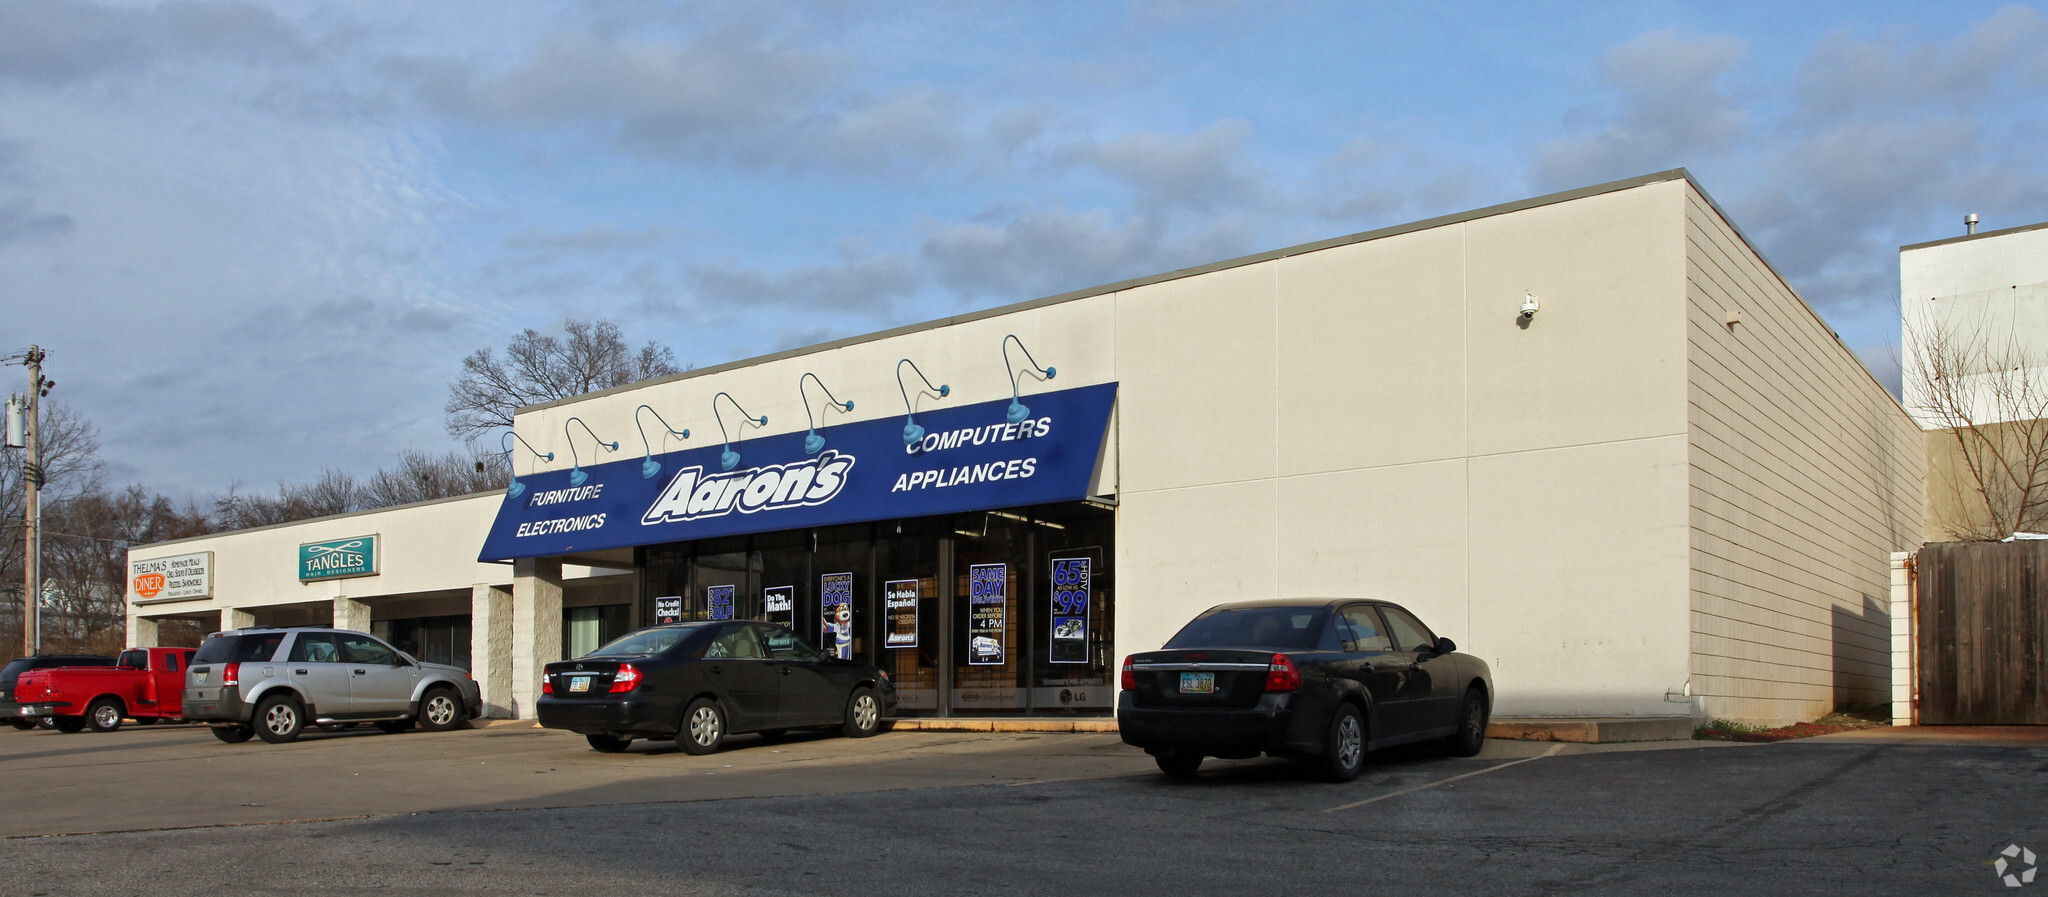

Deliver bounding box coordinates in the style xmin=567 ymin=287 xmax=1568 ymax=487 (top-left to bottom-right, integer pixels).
xmin=479 ymin=382 xmax=1118 ymax=561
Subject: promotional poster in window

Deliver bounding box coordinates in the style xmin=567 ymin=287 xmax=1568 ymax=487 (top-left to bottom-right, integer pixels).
xmin=820 ymin=572 xmax=855 ymax=660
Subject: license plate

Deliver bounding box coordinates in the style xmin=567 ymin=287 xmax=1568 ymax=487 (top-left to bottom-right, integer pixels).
xmin=1179 ymin=672 xmax=1215 ymax=694
xmin=194 ymin=672 xmax=207 ymax=684
xmin=569 ymin=676 xmax=591 ymax=693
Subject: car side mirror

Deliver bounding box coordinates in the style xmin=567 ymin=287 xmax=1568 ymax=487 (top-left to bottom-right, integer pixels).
xmin=1434 ymin=637 xmax=1456 ymax=656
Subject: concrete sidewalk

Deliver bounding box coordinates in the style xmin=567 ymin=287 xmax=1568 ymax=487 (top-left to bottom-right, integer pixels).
xmin=1797 ymin=724 xmax=2048 ymax=746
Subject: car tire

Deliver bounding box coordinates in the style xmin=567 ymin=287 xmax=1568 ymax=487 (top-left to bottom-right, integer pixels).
xmin=679 ymin=698 xmax=726 ymax=755
xmin=7 ymin=719 xmax=35 ymax=731
xmin=254 ymin=694 xmax=305 ymax=744
xmin=1445 ymin=687 xmax=1489 ymax=758
xmin=1154 ymin=748 xmax=1203 ymax=778
xmin=416 ymin=687 xmax=464 ymax=732
xmin=51 ymin=716 xmax=85 ymax=734
xmin=586 ymin=733 xmax=632 ymax=753
xmin=375 ymin=720 xmax=414 ymax=734
xmin=1316 ymin=703 xmax=1366 ymax=783
xmin=211 ymin=725 xmax=254 ymax=744
xmin=85 ymin=698 xmax=125 ymax=733
xmin=841 ymin=687 xmax=881 ymax=738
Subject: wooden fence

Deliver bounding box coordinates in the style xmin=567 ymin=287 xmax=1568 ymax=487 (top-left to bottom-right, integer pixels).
xmin=1915 ymin=541 xmax=2048 ymax=725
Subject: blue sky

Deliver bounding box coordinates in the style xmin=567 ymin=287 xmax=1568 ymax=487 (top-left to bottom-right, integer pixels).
xmin=2 ymin=0 xmax=2045 ymax=498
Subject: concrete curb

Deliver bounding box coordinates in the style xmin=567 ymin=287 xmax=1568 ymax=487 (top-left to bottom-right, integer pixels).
xmin=1487 ymin=717 xmax=1695 ymax=744
xmin=885 ymin=718 xmax=1120 ymax=733
xmin=476 ymin=715 xmax=1700 ymax=743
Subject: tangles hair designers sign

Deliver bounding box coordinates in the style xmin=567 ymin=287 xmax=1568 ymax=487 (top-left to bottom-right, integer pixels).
xmin=820 ymin=573 xmax=855 ymax=660
xmin=299 ymin=536 xmax=378 ymax=583
xmin=883 ymin=580 xmax=919 ymax=648
xmin=967 ymin=564 xmax=1006 ymax=666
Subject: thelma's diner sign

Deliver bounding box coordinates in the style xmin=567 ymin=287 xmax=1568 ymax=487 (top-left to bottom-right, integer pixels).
xmin=299 ymin=535 xmax=378 ymax=582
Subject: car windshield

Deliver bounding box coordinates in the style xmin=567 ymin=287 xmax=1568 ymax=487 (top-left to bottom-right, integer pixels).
xmin=1165 ymin=606 xmax=1325 ymax=650
xmin=586 ymin=625 xmax=705 ymax=658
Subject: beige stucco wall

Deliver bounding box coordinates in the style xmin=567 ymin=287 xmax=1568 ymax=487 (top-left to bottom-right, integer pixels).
xmin=125 ymin=493 xmax=624 ymax=627
xmin=1117 ymin=179 xmax=1697 ymax=718
xmin=1683 ymin=187 xmax=1925 ymax=725
xmin=1899 ymin=223 xmax=2048 ymax=430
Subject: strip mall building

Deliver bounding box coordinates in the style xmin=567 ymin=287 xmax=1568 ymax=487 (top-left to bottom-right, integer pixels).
xmin=124 ymin=171 xmax=1923 ymax=725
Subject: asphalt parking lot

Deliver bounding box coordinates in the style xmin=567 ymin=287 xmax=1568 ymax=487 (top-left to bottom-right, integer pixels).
xmin=2 ymin=721 xmax=2043 ymax=896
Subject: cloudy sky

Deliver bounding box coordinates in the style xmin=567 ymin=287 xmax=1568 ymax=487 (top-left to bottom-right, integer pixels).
xmin=2 ymin=0 xmax=2045 ymax=499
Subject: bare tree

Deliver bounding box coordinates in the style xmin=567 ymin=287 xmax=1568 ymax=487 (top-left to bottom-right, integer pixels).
xmin=1908 ymin=315 xmax=2048 ymax=540
xmin=361 ymin=448 xmax=508 ymax=508
xmin=0 ymin=401 xmax=105 ymax=651
xmin=37 ymin=485 xmax=210 ymax=654
xmin=444 ymin=318 xmax=682 ymax=445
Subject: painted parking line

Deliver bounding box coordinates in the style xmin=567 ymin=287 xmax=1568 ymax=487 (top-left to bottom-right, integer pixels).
xmin=1323 ymin=744 xmax=1566 ymax=812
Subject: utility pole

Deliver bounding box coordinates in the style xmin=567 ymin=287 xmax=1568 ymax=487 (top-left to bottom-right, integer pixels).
xmin=20 ymin=346 xmax=45 ymax=657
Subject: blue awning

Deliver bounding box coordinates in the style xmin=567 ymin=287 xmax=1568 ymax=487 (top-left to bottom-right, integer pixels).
xmin=479 ymin=382 xmax=1118 ymax=561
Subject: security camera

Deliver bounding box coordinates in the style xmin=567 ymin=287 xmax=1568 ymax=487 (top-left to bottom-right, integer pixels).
xmin=1519 ymin=293 xmax=1539 ymax=319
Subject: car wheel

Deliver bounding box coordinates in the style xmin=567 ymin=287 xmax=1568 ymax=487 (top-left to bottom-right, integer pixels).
xmin=679 ymin=698 xmax=726 ymax=755
xmin=1445 ymin=687 xmax=1489 ymax=757
xmin=375 ymin=720 xmax=414 ymax=734
xmin=1316 ymin=703 xmax=1366 ymax=783
xmin=841 ymin=687 xmax=881 ymax=738
xmin=1154 ymin=748 xmax=1203 ymax=778
xmin=586 ymin=733 xmax=632 ymax=753
xmin=86 ymin=698 xmax=125 ymax=733
xmin=211 ymin=725 xmax=254 ymax=744
xmin=7 ymin=719 xmax=35 ymax=731
xmin=254 ymin=694 xmax=305 ymax=744
xmin=416 ymin=687 xmax=464 ymax=732
xmin=51 ymin=717 xmax=85 ymax=734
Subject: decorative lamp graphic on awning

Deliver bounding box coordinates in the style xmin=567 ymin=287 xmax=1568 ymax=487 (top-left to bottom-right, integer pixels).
xmin=1002 ymin=334 xmax=1056 ymax=423
xmin=499 ymin=430 xmax=554 ymax=500
xmin=712 ymin=391 xmax=767 ymax=471
xmin=632 ymin=404 xmax=689 ymax=479
xmin=799 ymin=372 xmax=854 ymax=455
xmin=896 ymin=358 xmax=949 ymax=446
xmin=563 ymin=417 xmax=619 ymax=487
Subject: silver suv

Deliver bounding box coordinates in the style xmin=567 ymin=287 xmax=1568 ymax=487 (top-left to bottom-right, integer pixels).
xmin=183 ymin=627 xmax=482 ymax=744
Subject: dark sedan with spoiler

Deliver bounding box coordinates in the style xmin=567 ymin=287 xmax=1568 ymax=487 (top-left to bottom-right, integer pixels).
xmin=1119 ymin=599 xmax=1491 ymax=782
xmin=538 ymin=621 xmax=896 ymax=755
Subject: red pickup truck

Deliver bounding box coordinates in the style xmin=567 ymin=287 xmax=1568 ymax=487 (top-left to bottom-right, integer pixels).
xmin=14 ymin=647 xmax=197 ymax=733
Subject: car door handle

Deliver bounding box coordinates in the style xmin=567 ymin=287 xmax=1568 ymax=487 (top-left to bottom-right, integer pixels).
xmin=352 ymin=669 xmax=367 ymax=676
xmin=779 ymin=667 xmax=792 ymax=676
xmin=294 ymin=669 xmax=308 ymax=675
xmin=708 ymin=665 xmax=723 ymax=675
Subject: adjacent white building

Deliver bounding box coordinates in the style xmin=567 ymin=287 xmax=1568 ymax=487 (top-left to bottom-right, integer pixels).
xmin=128 ymin=170 xmax=1924 ymax=725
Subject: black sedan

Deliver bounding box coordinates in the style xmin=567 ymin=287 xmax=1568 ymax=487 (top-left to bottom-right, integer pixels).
xmin=1118 ymin=599 xmax=1492 ymax=782
xmin=538 ymin=621 xmax=897 ymax=754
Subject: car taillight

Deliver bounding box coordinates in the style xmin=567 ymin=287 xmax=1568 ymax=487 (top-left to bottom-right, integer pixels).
xmin=541 ymin=676 xmax=553 ymax=695
xmin=1120 ymin=655 xmax=1136 ymax=691
xmin=608 ymin=664 xmax=642 ymax=694
xmin=1265 ymin=654 xmax=1301 ymax=692
xmin=221 ymin=663 xmax=240 ymax=686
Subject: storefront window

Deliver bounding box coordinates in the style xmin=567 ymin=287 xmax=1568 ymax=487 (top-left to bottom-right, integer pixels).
xmin=373 ymin=615 xmax=473 ymax=671
xmin=564 ymin=605 xmax=630 ymax=659
xmin=635 ymin=501 xmax=1112 ymax=717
